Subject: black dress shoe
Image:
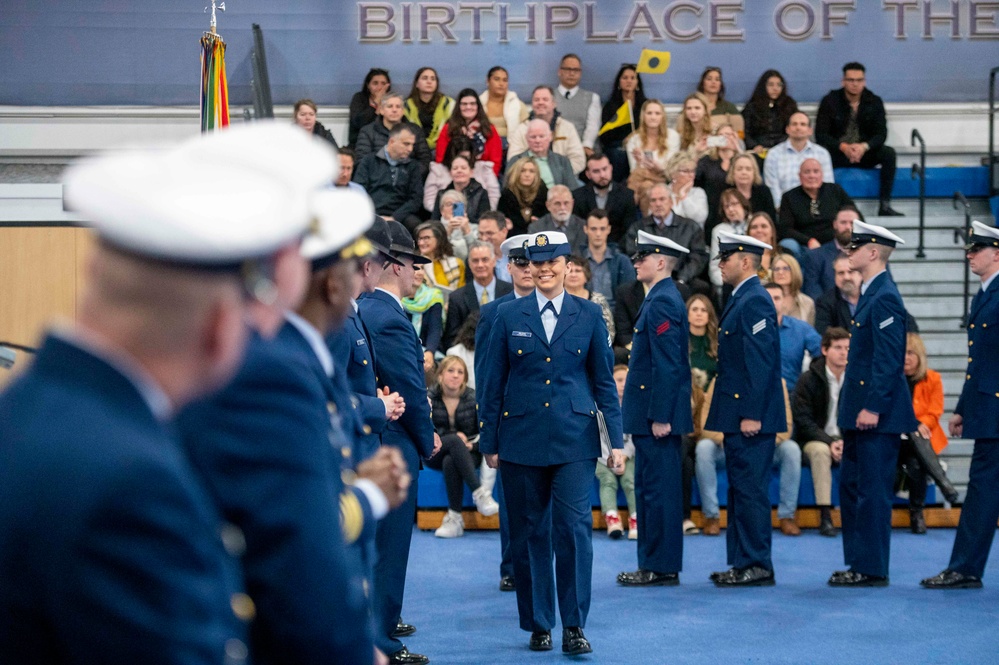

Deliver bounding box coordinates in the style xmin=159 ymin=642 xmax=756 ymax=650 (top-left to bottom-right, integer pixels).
xmin=529 ymin=630 xmax=552 ymax=651
xmin=709 ymin=568 xmax=737 ymax=583
xmin=713 ymin=566 xmax=775 ymax=587
xmin=827 ymin=571 xmax=889 ymax=587
xmin=920 ymin=570 xmax=983 ymax=589
xmin=499 ymin=575 xmax=516 ymax=592
xmin=562 ymin=627 xmax=592 ymax=656
xmin=387 ymin=646 xmax=429 ymax=665
xmin=392 ymin=621 xmax=416 ymax=638
xmin=617 ymin=569 xmax=679 ymax=587
xmin=819 ymin=517 xmax=838 ymax=537
xmin=878 ymin=205 xmax=905 ymax=217
xmin=910 ymin=509 xmax=927 ymax=535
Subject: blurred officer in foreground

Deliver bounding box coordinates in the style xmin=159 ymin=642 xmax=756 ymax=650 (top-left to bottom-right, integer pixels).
xmin=830 ymin=220 xmax=917 ymax=587
xmin=474 ymin=233 xmax=535 ymax=593
xmin=0 ymin=122 xmax=326 ymax=664
xmin=479 ymin=231 xmax=624 ymax=656
xmin=617 ymin=231 xmax=693 ymax=587
xmin=705 ymin=231 xmax=785 ymax=587
xmin=360 ymin=222 xmax=442 ymax=665
xmin=922 ymin=221 xmax=999 ymax=590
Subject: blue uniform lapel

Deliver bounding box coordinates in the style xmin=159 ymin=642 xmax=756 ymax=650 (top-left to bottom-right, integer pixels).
xmin=721 ymin=275 xmax=753 ymax=325
xmin=349 ymin=307 xmax=376 ymax=368
xmin=550 ymin=293 xmax=580 ymax=345
xmin=855 ymin=271 xmax=887 ymax=319
xmin=518 ymin=293 xmax=550 ymax=347
xmin=970 ymin=277 xmax=997 ymax=322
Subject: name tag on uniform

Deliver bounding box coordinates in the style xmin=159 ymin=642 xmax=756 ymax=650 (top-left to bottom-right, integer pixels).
xmin=355 ymin=339 xmax=366 ymax=346
xmin=512 ymin=331 xmax=532 ymax=338
xmin=879 ymin=316 xmax=894 ymax=329
xmin=752 ymin=319 xmax=766 ymax=335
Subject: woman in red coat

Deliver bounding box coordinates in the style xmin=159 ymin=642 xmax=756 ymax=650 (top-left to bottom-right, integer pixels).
xmin=901 ymin=332 xmax=949 ymax=533
xmin=435 ymin=88 xmax=502 ymax=177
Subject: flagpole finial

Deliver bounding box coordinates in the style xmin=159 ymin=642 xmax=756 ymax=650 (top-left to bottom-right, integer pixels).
xmin=205 ymin=1 xmax=226 ymax=33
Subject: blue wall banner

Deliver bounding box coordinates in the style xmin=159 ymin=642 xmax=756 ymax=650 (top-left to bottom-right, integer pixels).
xmin=1 ymin=1 xmax=997 ymax=107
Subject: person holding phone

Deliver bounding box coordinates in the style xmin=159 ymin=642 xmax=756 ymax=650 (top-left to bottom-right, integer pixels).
xmin=430 ymin=153 xmax=490 ymax=226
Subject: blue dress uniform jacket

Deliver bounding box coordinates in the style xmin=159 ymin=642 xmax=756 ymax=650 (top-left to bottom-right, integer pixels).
xmin=838 ymin=271 xmax=919 ymax=434
xmin=359 ymin=288 xmax=435 ymax=656
xmin=705 ymin=275 xmax=786 ymax=435
xmin=955 ymin=277 xmax=999 ymax=439
xmin=947 ymin=275 xmax=999 ymax=578
xmin=479 ymin=292 xmax=622 ymax=633
xmin=327 ymin=305 xmax=385 ymax=461
xmin=0 ymin=335 xmax=245 ymax=665
xmin=623 ymin=277 xmax=693 ymax=575
xmin=177 ymin=323 xmax=374 ymax=665
xmin=479 ymin=293 xmax=624 ymax=464
xmin=622 ymin=277 xmax=693 ymax=437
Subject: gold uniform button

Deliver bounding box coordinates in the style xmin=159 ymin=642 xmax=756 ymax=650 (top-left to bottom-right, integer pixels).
xmin=362 ymin=359 xmax=368 ymax=365
xmin=545 ymin=379 xmax=551 ymax=385
xmin=517 ymin=349 xmax=523 ymax=355
xmin=969 ymin=357 xmax=973 ymax=363
xmin=590 ymin=410 xmax=594 ymax=415
xmin=327 ymin=402 xmax=336 ymax=414
xmin=640 ymin=385 xmax=645 ymax=390
xmin=231 ymin=593 xmax=256 ymax=621
xmin=634 ymin=327 xmax=638 ymax=333
xmin=341 ymin=447 xmax=351 ymax=458
xmin=503 ymin=411 xmax=509 ymax=417
xmin=860 ymin=380 xmax=865 ymax=386
xmin=220 ymin=523 xmax=246 ymax=557
xmin=734 ymin=393 xmax=740 ymax=399
xmin=544 ymin=402 xmax=549 ymax=407
xmin=967 ymin=374 xmax=972 ymax=380
xmin=480 ymin=421 xmax=484 ymax=427
xmin=363 ymin=425 xmax=372 ymax=435
xmin=577 ymin=349 xmax=581 ymax=354
xmin=342 ymin=469 xmax=357 ymax=484
xmin=546 ymin=357 xmax=551 ymax=362
xmin=970 ymin=324 xmax=975 ymax=329
xmin=969 ymin=341 xmax=973 ymax=346
xmin=983 ymin=323 xmax=988 ymax=328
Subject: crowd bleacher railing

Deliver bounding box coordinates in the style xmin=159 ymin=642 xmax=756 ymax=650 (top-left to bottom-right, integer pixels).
xmin=953 ymin=190 xmax=973 ymax=328
xmin=910 ymin=128 xmax=927 ymax=258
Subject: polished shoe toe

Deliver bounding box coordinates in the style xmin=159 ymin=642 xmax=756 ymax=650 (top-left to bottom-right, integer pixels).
xmin=878 ymin=206 xmax=905 ymax=217
xmin=499 ymin=575 xmax=516 ymax=592
xmin=713 ymin=565 xmax=775 ymax=587
xmin=709 ymin=568 xmax=737 ymax=583
xmin=392 ymin=621 xmax=416 ymax=638
xmin=617 ymin=569 xmax=679 ymax=587
xmin=387 ymin=647 xmax=429 ymax=665
xmin=818 ymin=519 xmax=838 ymax=537
xmin=827 ymin=571 xmax=888 ymax=587
xmin=920 ymin=570 xmax=983 ymax=589
xmin=529 ymin=630 xmax=553 ymax=651
xmin=562 ymin=627 xmax=592 ymax=656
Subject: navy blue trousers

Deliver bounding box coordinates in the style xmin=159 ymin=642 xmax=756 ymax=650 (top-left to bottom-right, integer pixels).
xmin=948 ymin=439 xmax=999 ymax=577
xmin=634 ymin=434 xmax=683 ymax=574
xmin=500 ymin=458 xmax=594 ymax=632
xmin=496 ymin=470 xmax=514 ymax=579
xmin=839 ymin=430 xmax=900 ymax=578
xmin=372 ymin=439 xmax=420 ymax=655
xmin=724 ymin=432 xmax=774 ymax=571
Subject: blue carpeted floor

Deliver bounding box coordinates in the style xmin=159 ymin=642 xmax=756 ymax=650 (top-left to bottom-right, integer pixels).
xmin=398 ymin=527 xmax=999 ymax=664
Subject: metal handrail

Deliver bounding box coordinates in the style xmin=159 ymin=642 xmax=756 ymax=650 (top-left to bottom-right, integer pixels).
xmin=953 ymin=191 xmax=972 ymax=328
xmin=989 ymin=67 xmax=998 ymax=197
xmin=910 ymin=129 xmax=927 ymax=258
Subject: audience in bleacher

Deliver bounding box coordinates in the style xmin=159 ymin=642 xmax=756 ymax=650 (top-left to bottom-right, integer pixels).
xmin=293 ymin=98 xmax=338 ymax=148
xmin=445 ymin=312 xmax=479 ymax=389
xmin=696 ymin=124 xmax=743 ymax=230
xmin=697 ymin=67 xmax=740 ymax=123
xmin=579 ymin=210 xmax=635 ymax=311
xmin=508 ymin=86 xmax=586 ymax=175
xmin=726 ymin=153 xmax=777 ymax=233
xmin=764 ymin=282 xmax=822 ymax=394
xmin=597 ymin=365 xmax=638 ymax=539
xmin=353 ymin=124 xmax=424 ymax=232
xmin=479 ymin=66 xmax=529 ymax=142
xmin=763 ymin=111 xmax=834 ymax=209
xmin=475 ymin=212 xmax=513 ymax=282
xmin=792 ymin=326 xmax=851 ymax=537
xmin=507 ymin=119 xmax=580 ymax=189
xmin=425 ymin=136 xmax=500 ymax=216
xmin=801 ymin=204 xmax=860 ymax=299
xmin=403 ymin=268 xmax=445 ymax=375
xmin=900 ymin=332 xmax=949 ymax=534
xmin=429 ymin=155 xmax=490 ymax=225
xmin=435 ymin=90 xmax=503 ymax=177
xmin=333 ymin=147 xmax=365 ymax=193
xmin=442 ymin=241 xmax=512 ymax=350
xmin=428 ymin=356 xmax=499 ymax=539
xmin=770 ymin=254 xmax=815 ymax=326
xmin=746 ymin=211 xmax=785 ymax=276
xmin=625 ymin=100 xmax=680 ymax=213
xmin=355 ymin=93 xmax=432 ymax=179
xmin=404 ymin=67 xmax=454 ymax=151
xmin=573 ymin=153 xmax=638 ymax=245
xmin=741 ymin=70 xmax=798 ymax=159
xmin=555 ymin=54 xmax=602 ymax=158
xmin=815 ymin=62 xmax=902 ymax=217
xmin=430 ymin=191 xmax=476 ymax=260
xmin=498 ymin=157 xmax=548 ymax=235
xmin=416 ymin=221 xmax=466 ymax=292
xmin=708 ymin=188 xmax=752 ymax=295
xmin=348 ymin=67 xmax=390 ymax=147
xmin=528 ymin=185 xmax=586 ymax=250
xmin=600 ymin=64 xmax=647 ymax=180
xmin=565 ymin=254 xmax=615 ymax=339
xmin=664 ymin=153 xmax=708 ymax=225
xmin=676 ymin=92 xmax=713 ymax=156
xmin=814 ymin=254 xmax=860 ymax=336
xmin=777 ymin=159 xmax=855 ymax=258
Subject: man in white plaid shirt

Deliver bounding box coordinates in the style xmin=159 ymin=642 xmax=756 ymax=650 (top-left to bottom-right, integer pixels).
xmin=763 ymin=111 xmax=835 ymax=209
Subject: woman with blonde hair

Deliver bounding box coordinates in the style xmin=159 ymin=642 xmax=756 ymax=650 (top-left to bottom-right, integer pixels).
xmin=770 ymin=253 xmax=815 ymax=325
xmin=426 ymin=355 xmax=499 ymax=538
xmin=747 ymin=211 xmax=784 ymax=276
xmin=726 ymin=153 xmax=777 ymax=223
xmin=900 ymin=332 xmax=951 ymax=533
xmin=695 ymin=123 xmax=742 ymax=234
xmin=675 ymin=92 xmax=713 ymax=155
xmin=663 ymin=152 xmax=708 ymax=225
xmin=624 ymin=99 xmax=680 ymax=214
xmin=497 ymin=157 xmax=548 ymax=235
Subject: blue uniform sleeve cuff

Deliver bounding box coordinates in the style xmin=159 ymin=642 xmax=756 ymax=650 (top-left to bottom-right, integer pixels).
xmin=353 ymin=479 xmax=389 ymax=520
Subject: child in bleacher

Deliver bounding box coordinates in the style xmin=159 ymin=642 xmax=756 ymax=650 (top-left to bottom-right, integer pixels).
xmin=596 ymin=365 xmax=637 ymax=539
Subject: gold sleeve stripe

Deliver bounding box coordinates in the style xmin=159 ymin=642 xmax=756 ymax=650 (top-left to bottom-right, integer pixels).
xmin=340 ymin=492 xmax=364 ymax=545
